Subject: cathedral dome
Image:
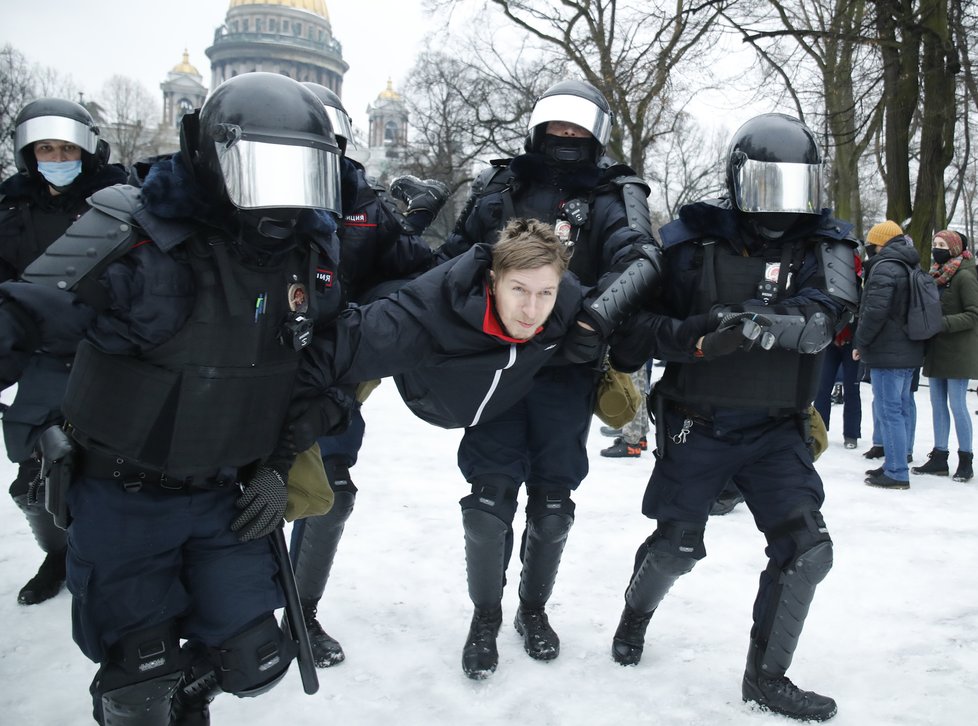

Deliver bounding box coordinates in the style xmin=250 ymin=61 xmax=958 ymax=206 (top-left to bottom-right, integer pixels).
xmin=171 ymin=49 xmax=200 ymax=76
xmin=228 ymin=0 xmax=329 ymax=18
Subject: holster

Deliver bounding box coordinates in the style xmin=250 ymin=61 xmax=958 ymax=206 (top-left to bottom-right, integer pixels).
xmin=37 ymin=425 xmax=75 ymax=530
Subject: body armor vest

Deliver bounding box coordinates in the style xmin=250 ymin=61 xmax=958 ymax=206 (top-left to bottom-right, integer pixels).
xmin=658 ymin=239 xmax=824 ymax=413
xmin=63 ymin=236 xmax=312 ymax=479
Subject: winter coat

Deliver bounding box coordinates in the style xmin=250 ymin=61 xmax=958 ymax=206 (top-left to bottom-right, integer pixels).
xmin=299 ymin=243 xmax=586 ymax=429
xmin=922 ymin=255 xmax=978 ymax=379
xmin=854 ymin=238 xmax=926 ymax=369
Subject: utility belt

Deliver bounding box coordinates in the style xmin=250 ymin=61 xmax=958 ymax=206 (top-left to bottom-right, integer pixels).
xmin=77 ymin=445 xmax=240 ymax=494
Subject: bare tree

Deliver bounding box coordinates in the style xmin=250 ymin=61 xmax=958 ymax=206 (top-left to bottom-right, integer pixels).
xmin=97 ymin=75 xmax=164 ymax=167
xmin=646 ymin=112 xmax=727 ymax=224
xmin=0 ymin=45 xmax=77 ymax=178
xmin=719 ymin=1 xmax=884 ymax=235
xmin=427 ymin=0 xmax=731 ymax=176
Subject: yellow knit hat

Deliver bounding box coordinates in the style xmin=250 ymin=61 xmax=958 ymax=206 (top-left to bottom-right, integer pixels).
xmin=866 ymin=220 xmax=903 ymax=246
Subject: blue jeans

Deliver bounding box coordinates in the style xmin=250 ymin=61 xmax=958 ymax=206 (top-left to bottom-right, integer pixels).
xmin=871 ymin=368 xmax=914 ymax=481
xmin=928 ymin=378 xmax=973 ymax=453
xmin=813 ymin=342 xmax=861 ymax=440
xmin=871 ymin=370 xmax=917 ymax=455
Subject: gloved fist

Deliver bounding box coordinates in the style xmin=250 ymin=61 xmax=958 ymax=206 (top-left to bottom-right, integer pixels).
xmin=231 ymin=466 xmax=288 ymax=541
xmin=697 ymin=314 xmax=767 ymax=360
xmin=389 ymin=175 xmax=450 ymax=215
xmin=281 ymin=389 xmax=353 ymax=457
xmin=561 ymin=320 xmax=602 ymax=364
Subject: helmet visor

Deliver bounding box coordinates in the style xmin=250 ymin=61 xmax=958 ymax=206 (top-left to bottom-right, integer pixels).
xmin=528 ymin=94 xmax=612 ymax=146
xmin=733 ymin=158 xmax=822 ymax=214
xmin=215 ymin=138 xmax=342 ymax=214
xmin=14 ymin=116 xmax=99 ymax=155
xmin=324 ymin=106 xmax=356 ymax=149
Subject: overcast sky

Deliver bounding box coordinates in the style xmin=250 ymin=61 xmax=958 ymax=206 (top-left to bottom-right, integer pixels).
xmin=0 ymin=0 xmax=430 ymax=132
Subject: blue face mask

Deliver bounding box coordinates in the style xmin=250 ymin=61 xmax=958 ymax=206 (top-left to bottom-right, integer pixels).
xmin=37 ymin=160 xmax=82 ymax=188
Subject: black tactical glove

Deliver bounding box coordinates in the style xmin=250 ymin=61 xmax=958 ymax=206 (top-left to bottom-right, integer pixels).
xmin=389 ymin=175 xmax=450 ymax=215
xmin=697 ymin=315 xmax=765 ymax=360
xmin=607 ymin=311 xmax=658 ymax=373
xmin=232 ymin=466 xmax=288 ymax=542
xmin=279 ymin=387 xmax=355 ymax=458
xmin=561 ymin=321 xmax=602 ymax=364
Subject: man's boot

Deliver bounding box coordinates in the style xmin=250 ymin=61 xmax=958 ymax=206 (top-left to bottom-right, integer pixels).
xmin=460 ymin=503 xmax=511 ymax=679
xmin=910 ymin=448 xmax=949 ymax=476
xmin=11 ymin=473 xmax=68 ymax=605
xmin=290 ymin=463 xmax=356 ymax=668
xmin=611 ymin=604 xmax=655 ymax=666
xmin=952 ymin=451 xmax=973 ymax=482
xmin=514 ymin=510 xmax=573 ymax=661
xmin=461 ymin=606 xmax=503 ymax=680
xmin=169 ymin=644 xmax=220 ymax=726
xmin=743 ymin=538 xmax=836 ymax=721
xmin=612 ymin=524 xmax=701 ymax=665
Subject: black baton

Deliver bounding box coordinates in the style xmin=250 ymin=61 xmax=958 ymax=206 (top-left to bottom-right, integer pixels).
xmin=271 ymin=526 xmax=319 ymax=695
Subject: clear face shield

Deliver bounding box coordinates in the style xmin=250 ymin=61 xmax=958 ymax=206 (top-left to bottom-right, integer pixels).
xmin=14 ymin=115 xmax=99 ymax=156
xmin=324 ymin=106 xmax=356 ymax=150
xmin=527 ymin=94 xmax=612 ymax=146
xmin=732 ymin=156 xmax=823 ymax=214
xmin=214 ymin=134 xmax=342 ymax=215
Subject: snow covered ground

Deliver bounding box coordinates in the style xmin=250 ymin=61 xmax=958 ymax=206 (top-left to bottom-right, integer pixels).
xmin=1 ymin=376 xmax=976 ymax=725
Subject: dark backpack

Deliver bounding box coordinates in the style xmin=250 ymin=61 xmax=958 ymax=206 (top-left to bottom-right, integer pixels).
xmin=872 ymin=258 xmax=943 ymax=340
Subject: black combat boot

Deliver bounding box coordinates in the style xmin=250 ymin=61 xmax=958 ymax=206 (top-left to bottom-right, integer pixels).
xmin=461 ymin=606 xmax=503 ymax=679
xmin=743 ymin=640 xmax=837 ymax=721
xmin=611 ymin=604 xmax=654 ymax=666
xmin=18 ymin=547 xmax=67 ymax=605
xmin=301 ymin=600 xmax=345 ymax=667
xmin=514 ymin=605 xmax=559 ymax=660
xmin=952 ymin=451 xmax=973 ymax=482
xmin=910 ymin=448 xmax=949 ymax=476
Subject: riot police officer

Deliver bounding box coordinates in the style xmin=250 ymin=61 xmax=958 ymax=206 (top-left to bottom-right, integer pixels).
xmin=289 ymin=82 xmax=448 ymax=668
xmin=0 ymin=73 xmax=348 ymax=725
xmin=0 ymin=98 xmax=127 ymax=605
xmin=441 ymin=79 xmax=660 ymax=679
xmin=608 ymin=113 xmax=857 ymax=721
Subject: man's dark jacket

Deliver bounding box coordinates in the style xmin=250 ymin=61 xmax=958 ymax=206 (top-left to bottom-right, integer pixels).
xmin=854 ymin=237 xmax=926 ymax=369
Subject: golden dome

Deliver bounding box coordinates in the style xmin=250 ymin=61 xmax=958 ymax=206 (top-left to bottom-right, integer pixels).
xmin=228 ymin=0 xmax=329 ymax=19
xmin=377 ymin=78 xmax=402 ymax=101
xmin=171 ymin=49 xmax=200 ymax=76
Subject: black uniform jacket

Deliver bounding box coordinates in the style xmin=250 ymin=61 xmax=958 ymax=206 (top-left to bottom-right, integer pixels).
xmin=300 ymin=243 xmax=586 ymax=429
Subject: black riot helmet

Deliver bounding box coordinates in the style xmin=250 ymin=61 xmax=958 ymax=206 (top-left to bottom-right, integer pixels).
xmin=725 ymin=113 xmax=823 ymax=238
xmin=181 ymin=72 xmax=343 ymax=224
xmin=13 ymin=97 xmax=109 ymax=181
xmin=301 ymin=82 xmax=356 ymax=154
xmin=525 ymin=79 xmax=613 ymax=164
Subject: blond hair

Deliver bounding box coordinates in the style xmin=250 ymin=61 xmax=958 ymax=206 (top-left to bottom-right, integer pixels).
xmin=491 ymin=218 xmax=570 ymax=278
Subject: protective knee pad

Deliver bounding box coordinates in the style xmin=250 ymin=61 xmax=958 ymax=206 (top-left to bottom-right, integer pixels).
xmin=94 ymin=621 xmax=183 ymax=726
xmin=753 ymin=509 xmax=833 ymax=676
xmin=293 ymin=486 xmax=357 ymax=602
xmin=518 ymin=502 xmax=574 ymax=608
xmin=210 ymin=615 xmax=297 ymax=697
xmin=624 ymin=521 xmax=705 ymax=614
xmin=461 ymin=508 xmax=510 ymax=609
